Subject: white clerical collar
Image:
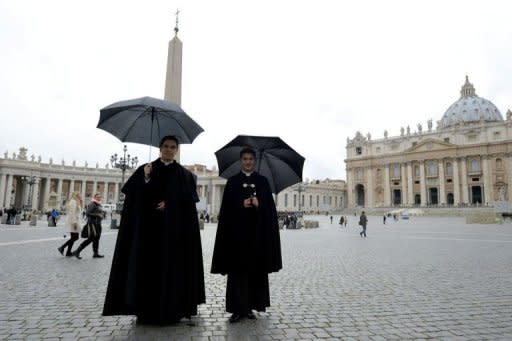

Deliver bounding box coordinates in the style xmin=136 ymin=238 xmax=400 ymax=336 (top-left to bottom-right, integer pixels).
xmin=160 ymin=158 xmax=175 ymax=166
xmin=242 ymin=170 xmax=254 ymax=176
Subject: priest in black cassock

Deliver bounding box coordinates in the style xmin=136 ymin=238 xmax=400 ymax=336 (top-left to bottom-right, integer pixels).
xmin=211 ymin=147 xmax=282 ymax=323
xmin=103 ymin=136 xmax=205 ymax=325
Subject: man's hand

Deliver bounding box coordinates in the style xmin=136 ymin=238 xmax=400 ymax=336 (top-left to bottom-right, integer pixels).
xmin=144 ymin=163 xmax=152 ymax=178
xmin=243 ymin=198 xmax=252 ymax=208
xmin=156 ymin=201 xmax=166 ymax=211
xmin=251 ymin=196 xmax=259 ymax=208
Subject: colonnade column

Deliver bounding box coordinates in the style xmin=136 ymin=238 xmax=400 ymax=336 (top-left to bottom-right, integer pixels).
xmin=346 ymin=169 xmax=354 ymax=208
xmin=103 ymin=182 xmax=109 ymax=203
xmin=407 ymin=162 xmax=413 ymax=205
xmin=384 ymin=165 xmax=391 ymax=206
xmin=0 ymin=174 xmax=6 ymax=208
xmin=482 ymin=156 xmax=492 ymax=204
xmin=460 ymin=157 xmax=469 ymax=204
xmin=508 ymin=155 xmax=512 ymax=201
xmin=80 ymin=180 xmax=86 ymax=203
xmin=56 ymin=179 xmax=63 ymax=207
xmin=367 ymin=167 xmax=374 ymax=208
xmin=43 ymin=178 xmax=51 ymax=211
xmin=92 ymin=181 xmax=97 ymax=197
xmin=453 ymin=159 xmax=460 ymax=205
xmin=69 ymin=179 xmax=75 ymax=198
xmin=211 ymin=185 xmax=217 ymax=216
xmin=438 ymin=159 xmax=446 ymax=205
xmin=401 ymin=163 xmax=407 ymax=205
xmin=31 ymin=178 xmax=40 ymax=210
xmin=4 ymin=175 xmax=14 ymax=208
xmin=113 ymin=182 xmax=119 ymax=202
xmin=419 ymin=161 xmax=426 ymax=206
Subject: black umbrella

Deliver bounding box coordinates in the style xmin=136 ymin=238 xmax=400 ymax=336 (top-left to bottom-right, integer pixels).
xmin=215 ymin=135 xmax=305 ymax=194
xmin=97 ymin=96 xmax=203 ymax=158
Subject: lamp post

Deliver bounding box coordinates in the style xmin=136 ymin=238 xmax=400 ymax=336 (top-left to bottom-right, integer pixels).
xmin=21 ymin=175 xmax=37 ymax=212
xmin=110 ymin=145 xmax=138 ymax=228
xmin=110 ymin=145 xmax=138 ymax=193
xmin=294 ymin=183 xmax=305 ymax=213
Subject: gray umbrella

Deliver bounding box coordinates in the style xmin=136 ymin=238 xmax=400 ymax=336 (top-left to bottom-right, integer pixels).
xmin=97 ymin=96 xmax=204 ymax=149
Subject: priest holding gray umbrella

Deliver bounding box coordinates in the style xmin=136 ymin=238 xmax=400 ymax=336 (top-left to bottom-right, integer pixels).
xmin=99 ymin=96 xmax=206 ymax=325
xmin=211 ymin=135 xmax=305 ymax=323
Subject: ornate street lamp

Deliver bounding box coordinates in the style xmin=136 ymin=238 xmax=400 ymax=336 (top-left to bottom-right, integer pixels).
xmin=21 ymin=175 xmax=37 ymax=212
xmin=110 ymin=145 xmax=138 ymax=218
xmin=110 ymin=145 xmax=138 ymax=194
xmin=294 ymin=183 xmax=306 ymax=213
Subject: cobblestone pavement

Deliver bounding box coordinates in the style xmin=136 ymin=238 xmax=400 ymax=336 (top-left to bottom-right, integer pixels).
xmin=1 ymin=215 xmax=512 ymax=340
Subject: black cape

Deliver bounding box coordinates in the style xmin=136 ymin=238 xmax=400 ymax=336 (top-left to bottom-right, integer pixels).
xmin=211 ymin=171 xmax=282 ymax=275
xmin=103 ymin=159 xmax=205 ymax=323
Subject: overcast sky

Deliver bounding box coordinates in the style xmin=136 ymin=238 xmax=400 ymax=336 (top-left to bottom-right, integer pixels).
xmin=1 ymin=0 xmax=511 ymax=180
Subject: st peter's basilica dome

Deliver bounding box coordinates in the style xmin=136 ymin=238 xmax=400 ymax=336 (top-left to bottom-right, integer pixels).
xmin=438 ymin=76 xmax=503 ymax=129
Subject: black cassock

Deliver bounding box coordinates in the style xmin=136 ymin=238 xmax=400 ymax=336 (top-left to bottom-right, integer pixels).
xmin=103 ymin=159 xmax=205 ymax=324
xmin=211 ymin=171 xmax=282 ymax=314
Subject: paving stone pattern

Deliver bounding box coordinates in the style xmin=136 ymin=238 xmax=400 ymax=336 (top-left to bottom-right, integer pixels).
xmin=1 ymin=215 xmax=512 ymax=340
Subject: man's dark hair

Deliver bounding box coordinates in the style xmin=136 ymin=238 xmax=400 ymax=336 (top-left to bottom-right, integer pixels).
xmin=159 ymin=135 xmax=180 ymax=148
xmin=240 ymin=147 xmax=256 ymax=159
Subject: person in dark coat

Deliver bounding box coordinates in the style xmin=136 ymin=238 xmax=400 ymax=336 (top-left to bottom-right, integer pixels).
xmin=359 ymin=211 xmax=368 ymax=237
xmin=102 ymin=136 xmax=205 ymax=325
xmin=72 ymin=193 xmax=105 ymax=258
xmin=211 ymin=147 xmax=282 ymax=323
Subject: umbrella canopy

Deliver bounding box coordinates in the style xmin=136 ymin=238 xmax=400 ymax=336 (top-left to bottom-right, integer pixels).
xmin=215 ymin=135 xmax=305 ymax=194
xmin=97 ymin=96 xmax=204 ymax=147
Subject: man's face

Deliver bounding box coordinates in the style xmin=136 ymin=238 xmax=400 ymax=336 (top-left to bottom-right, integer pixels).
xmin=240 ymin=153 xmax=256 ymax=172
xmin=94 ymin=195 xmax=101 ymax=202
xmin=160 ymin=139 xmax=178 ymax=160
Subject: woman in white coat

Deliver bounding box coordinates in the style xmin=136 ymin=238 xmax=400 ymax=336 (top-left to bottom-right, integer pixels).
xmin=58 ymin=192 xmax=82 ymax=257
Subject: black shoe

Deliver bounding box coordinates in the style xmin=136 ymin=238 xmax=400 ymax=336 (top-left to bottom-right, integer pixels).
xmin=72 ymin=250 xmax=82 ymax=259
xmin=65 ymin=252 xmax=73 ymax=257
xmin=247 ymin=312 xmax=257 ymax=320
xmin=57 ymin=246 xmax=64 ymax=255
xmin=229 ymin=314 xmax=241 ymax=323
xmin=93 ymin=254 xmax=104 ymax=258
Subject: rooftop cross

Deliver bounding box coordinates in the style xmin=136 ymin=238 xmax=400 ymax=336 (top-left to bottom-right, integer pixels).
xmin=174 ymin=9 xmax=180 ymax=36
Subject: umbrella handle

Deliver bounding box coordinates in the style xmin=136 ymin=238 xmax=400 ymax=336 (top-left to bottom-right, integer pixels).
xmin=149 ymin=109 xmax=154 ymax=162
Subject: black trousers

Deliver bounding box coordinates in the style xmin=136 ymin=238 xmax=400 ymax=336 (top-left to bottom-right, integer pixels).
xmin=226 ymin=272 xmax=270 ymax=314
xmin=360 ymin=225 xmax=367 ymax=237
xmin=78 ymin=224 xmax=102 ymax=254
xmin=61 ymin=232 xmax=79 ymax=254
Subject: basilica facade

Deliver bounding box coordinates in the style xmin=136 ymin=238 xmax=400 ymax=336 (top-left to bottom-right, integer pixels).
xmin=345 ymin=76 xmax=512 ymax=208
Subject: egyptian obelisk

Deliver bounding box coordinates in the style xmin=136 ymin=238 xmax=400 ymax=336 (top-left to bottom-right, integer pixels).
xmin=164 ymin=10 xmax=183 ymax=161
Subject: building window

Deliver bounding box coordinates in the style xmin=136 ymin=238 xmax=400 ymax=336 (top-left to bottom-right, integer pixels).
xmin=467 ymin=134 xmax=477 ymax=142
xmin=376 ymin=147 xmax=381 ymax=153
xmin=414 ymin=165 xmax=420 ymax=177
xmin=355 ymin=147 xmax=362 ymax=155
xmin=393 ymin=164 xmax=400 ymax=178
xmin=496 ymin=158 xmax=503 ymax=170
xmin=293 ymin=194 xmax=297 ymax=207
xmin=284 ymin=194 xmax=288 ymax=207
xmin=356 ymin=169 xmax=363 ymax=180
xmin=427 ymin=162 xmax=437 ymax=176
xmin=444 ymin=137 xmax=450 ymax=143
xmin=316 ymin=195 xmax=319 ymax=207
xmin=471 ymin=159 xmax=480 ymax=172
xmin=301 ymin=194 xmax=304 ymax=207
xmin=446 ymin=162 xmax=453 ymax=175
xmin=493 ymin=131 xmax=501 ymax=140
xmin=309 ymin=195 xmax=312 ymax=207
xmin=335 ymin=197 xmax=338 ymax=206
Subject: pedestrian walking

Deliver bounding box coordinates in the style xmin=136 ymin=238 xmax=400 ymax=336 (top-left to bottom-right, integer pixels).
xmin=330 ymin=215 xmax=333 ymax=224
xmin=57 ymin=192 xmax=82 ymax=257
xmin=211 ymin=147 xmax=282 ymax=323
xmin=383 ymin=214 xmax=386 ymax=225
xmin=103 ymin=135 xmax=205 ymax=325
xmin=339 ymin=215 xmax=344 ymax=227
xmin=72 ymin=193 xmax=105 ymax=259
xmin=344 ymin=216 xmax=348 ymax=227
xmin=359 ymin=211 xmax=368 ymax=237
xmin=50 ymin=208 xmax=59 ymax=226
